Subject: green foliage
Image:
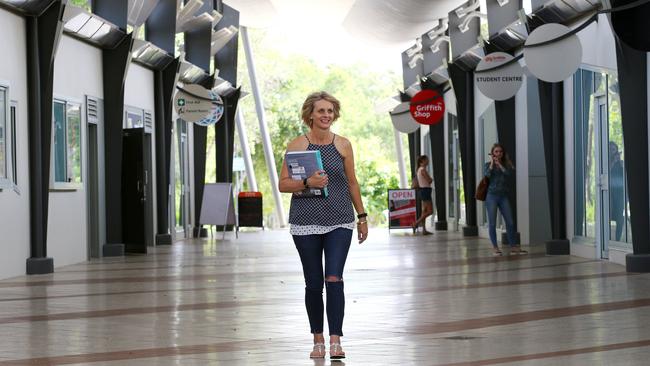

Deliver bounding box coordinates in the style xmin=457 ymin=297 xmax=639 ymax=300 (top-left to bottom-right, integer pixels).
xmin=356 ymin=161 xmax=400 ymax=225
xmin=225 ymin=28 xmax=402 ymax=227
xmin=69 ymin=0 xmax=91 ymax=11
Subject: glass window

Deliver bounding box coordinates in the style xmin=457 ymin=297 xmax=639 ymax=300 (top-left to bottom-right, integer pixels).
xmin=0 ymin=87 xmax=6 ymax=181
xmin=10 ymin=103 xmax=17 ymax=186
xmin=125 ymin=109 xmax=144 ymax=129
xmin=607 ymin=74 xmax=631 ymax=246
xmin=53 ymin=101 xmax=67 ymax=182
xmin=573 ymin=69 xmax=597 ymax=238
xmin=53 ymin=100 xmax=82 ymax=185
xmin=67 ymin=103 xmax=82 ymax=183
xmin=574 ymin=69 xmax=629 ymax=248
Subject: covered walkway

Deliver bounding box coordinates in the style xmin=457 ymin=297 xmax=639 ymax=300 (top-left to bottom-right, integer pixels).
xmin=0 ymin=230 xmax=648 ymax=365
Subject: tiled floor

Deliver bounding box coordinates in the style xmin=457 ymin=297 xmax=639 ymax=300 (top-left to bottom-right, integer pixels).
xmin=1 ymin=229 xmax=649 ymax=365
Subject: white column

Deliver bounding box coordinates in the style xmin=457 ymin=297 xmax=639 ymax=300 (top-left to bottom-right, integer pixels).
xmin=394 ymin=128 xmax=408 ymax=188
xmin=235 ymin=107 xmax=258 ymax=192
xmin=241 ymin=26 xmax=287 ymax=226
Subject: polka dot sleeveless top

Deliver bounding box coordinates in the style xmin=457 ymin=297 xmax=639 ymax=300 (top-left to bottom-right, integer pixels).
xmin=288 ymin=134 xmax=356 ymax=235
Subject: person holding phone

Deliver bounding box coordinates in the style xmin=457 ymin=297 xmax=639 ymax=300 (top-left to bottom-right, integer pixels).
xmin=279 ymin=91 xmax=368 ymax=360
xmin=483 ymin=143 xmax=524 ymax=256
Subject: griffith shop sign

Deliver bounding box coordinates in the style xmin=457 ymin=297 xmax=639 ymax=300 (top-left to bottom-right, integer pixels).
xmin=409 ymin=89 xmax=445 ymax=125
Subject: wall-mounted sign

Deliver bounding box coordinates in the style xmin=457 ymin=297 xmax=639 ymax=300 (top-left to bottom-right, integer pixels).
xmin=409 ymin=89 xmax=445 ymax=125
xmin=475 ymin=52 xmax=523 ymax=101
xmin=524 ymin=23 xmax=582 ymax=83
xmin=390 ymin=102 xmax=420 ymax=134
xmin=174 ymin=84 xmax=224 ymax=126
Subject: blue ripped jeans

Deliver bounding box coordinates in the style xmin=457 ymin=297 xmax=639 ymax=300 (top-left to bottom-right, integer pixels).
xmin=292 ymin=228 xmax=352 ymax=336
xmin=485 ymin=193 xmax=516 ymax=248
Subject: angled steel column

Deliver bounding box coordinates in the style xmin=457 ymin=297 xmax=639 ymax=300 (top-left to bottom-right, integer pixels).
xmin=615 ymin=37 xmax=650 ymax=272
xmin=448 ymin=62 xmax=478 ymax=236
xmin=94 ymin=0 xmax=131 ymax=256
xmin=241 ymin=26 xmax=286 ymax=226
xmin=538 ymin=80 xmax=569 ymax=254
xmin=147 ymin=0 xmax=178 ymax=245
xmin=429 ymin=121 xmax=447 ymax=230
xmin=185 ymin=0 xmax=213 ymax=237
xmin=408 ymin=129 xmax=422 ymax=220
xmin=191 ymin=75 xmax=215 ymax=238
xmin=25 ymin=0 xmax=65 ymax=274
xmin=101 ymin=34 xmax=133 ymax=256
xmin=236 ymin=108 xmax=258 ymax=191
xmin=152 ymin=58 xmax=179 ymax=245
xmin=495 ymin=98 xmax=519 ymax=243
xmin=393 ymin=129 xmax=408 ymax=188
xmin=407 ymin=130 xmax=421 ymax=179
xmin=214 ymin=4 xmax=239 ymax=185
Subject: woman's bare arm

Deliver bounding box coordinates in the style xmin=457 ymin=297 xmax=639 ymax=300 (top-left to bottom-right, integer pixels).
xmin=278 ymin=136 xmax=315 ymax=193
xmin=337 ymin=137 xmax=368 ymax=243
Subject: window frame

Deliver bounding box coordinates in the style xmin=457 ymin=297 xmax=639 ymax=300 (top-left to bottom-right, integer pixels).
xmin=0 ymin=82 xmax=15 ymax=191
xmin=10 ymin=101 xmax=19 ymax=194
xmin=124 ymin=105 xmax=145 ymax=129
xmin=50 ymin=96 xmax=84 ymax=191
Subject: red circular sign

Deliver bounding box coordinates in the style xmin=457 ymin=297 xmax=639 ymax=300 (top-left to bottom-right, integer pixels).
xmin=409 ymin=89 xmax=445 ymax=125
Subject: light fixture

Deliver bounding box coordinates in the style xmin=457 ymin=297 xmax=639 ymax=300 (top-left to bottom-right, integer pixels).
xmin=127 ymin=0 xmax=160 ymax=27
xmin=458 ymin=12 xmax=486 ymax=33
xmin=429 ymin=36 xmax=450 ymax=53
xmin=211 ymin=10 xmax=223 ymax=29
xmin=374 ymin=95 xmax=401 ymax=114
xmin=406 ymin=38 xmax=422 ymax=58
xmin=427 ymin=19 xmax=449 ymax=40
xmin=177 ymin=12 xmax=214 ymax=33
xmin=497 ymin=0 xmax=510 ymax=6
xmin=177 ymin=0 xmax=203 ymax=24
xmin=176 ymin=0 xmax=206 ymax=32
xmin=408 ymin=53 xmax=424 ymax=69
xmin=63 ymin=5 xmax=90 ymax=33
xmin=455 ymin=0 xmax=480 ymax=18
xmin=92 ymin=23 xmax=112 ymax=40
xmin=210 ymin=25 xmax=239 ymax=55
xmin=77 ymin=17 xmax=103 ymax=38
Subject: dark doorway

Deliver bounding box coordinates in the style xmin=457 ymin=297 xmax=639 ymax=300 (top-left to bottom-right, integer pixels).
xmin=87 ymin=123 xmax=100 ymax=258
xmin=122 ymin=128 xmax=153 ymax=253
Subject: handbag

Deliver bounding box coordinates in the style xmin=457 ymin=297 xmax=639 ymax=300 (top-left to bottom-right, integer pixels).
xmin=475 ymin=176 xmax=489 ymax=201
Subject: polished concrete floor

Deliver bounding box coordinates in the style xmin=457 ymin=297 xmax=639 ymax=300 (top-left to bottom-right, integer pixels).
xmin=0 ymin=228 xmax=649 ymax=365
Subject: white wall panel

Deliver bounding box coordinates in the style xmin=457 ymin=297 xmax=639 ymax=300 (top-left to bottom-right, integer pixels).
xmin=49 ymin=35 xmax=103 ymax=267
xmin=0 ymin=10 xmax=31 ymax=279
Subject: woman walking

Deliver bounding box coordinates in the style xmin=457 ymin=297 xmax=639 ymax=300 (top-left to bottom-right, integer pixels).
xmin=279 ymin=91 xmax=368 ymax=360
xmin=483 ymin=143 xmax=525 ymax=255
xmin=412 ymin=155 xmax=433 ymax=235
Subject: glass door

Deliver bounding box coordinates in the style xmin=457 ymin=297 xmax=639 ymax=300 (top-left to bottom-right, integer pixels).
xmin=174 ymin=120 xmax=191 ymax=238
xmin=448 ymin=114 xmax=461 ymax=231
xmin=596 ymin=96 xmax=609 ymax=259
xmin=575 ymin=69 xmax=631 ymax=259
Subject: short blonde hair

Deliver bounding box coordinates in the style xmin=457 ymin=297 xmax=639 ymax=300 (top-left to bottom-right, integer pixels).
xmin=301 ymin=91 xmax=341 ymax=127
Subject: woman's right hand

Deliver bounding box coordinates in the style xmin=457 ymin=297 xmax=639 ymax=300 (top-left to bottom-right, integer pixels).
xmin=307 ymin=170 xmax=328 ymax=188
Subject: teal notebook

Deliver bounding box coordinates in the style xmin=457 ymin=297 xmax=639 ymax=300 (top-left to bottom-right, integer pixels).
xmin=285 ymin=150 xmax=329 ymax=198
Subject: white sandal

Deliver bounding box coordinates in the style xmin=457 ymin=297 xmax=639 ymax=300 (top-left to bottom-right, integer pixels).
xmin=310 ymin=343 xmax=325 ymax=359
xmin=330 ymin=342 xmax=346 ymax=360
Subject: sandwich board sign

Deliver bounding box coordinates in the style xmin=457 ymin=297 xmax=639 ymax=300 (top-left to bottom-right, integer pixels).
xmin=199 ymin=183 xmax=238 ymax=239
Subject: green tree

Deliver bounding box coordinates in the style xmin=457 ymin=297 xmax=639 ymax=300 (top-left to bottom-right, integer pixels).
xmin=212 ymin=28 xmax=402 ymax=227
